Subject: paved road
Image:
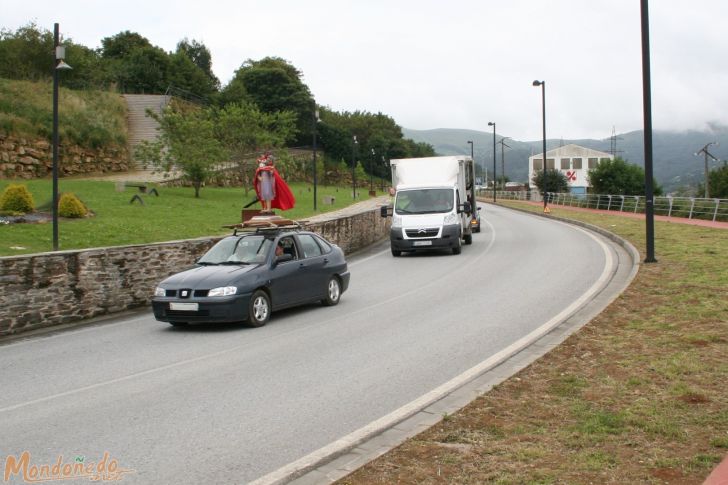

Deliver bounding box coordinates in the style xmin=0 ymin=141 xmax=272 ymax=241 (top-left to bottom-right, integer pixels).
xmin=0 ymin=205 xmax=621 ymax=484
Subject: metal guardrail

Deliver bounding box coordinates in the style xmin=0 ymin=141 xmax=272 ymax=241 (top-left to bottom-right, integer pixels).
xmin=484 ymin=190 xmax=728 ymax=223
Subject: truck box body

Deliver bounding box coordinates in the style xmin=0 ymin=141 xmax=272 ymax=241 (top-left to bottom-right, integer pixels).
xmin=386 ymin=156 xmax=476 ymax=256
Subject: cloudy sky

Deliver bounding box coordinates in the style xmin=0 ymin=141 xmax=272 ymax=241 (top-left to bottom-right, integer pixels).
xmin=4 ymin=0 xmax=728 ymax=141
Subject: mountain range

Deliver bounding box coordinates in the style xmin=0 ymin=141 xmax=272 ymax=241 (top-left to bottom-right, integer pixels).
xmin=402 ymin=125 xmax=728 ymax=193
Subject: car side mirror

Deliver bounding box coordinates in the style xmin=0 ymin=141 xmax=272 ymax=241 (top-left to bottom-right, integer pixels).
xmin=380 ymin=205 xmax=392 ymax=218
xmin=459 ymin=201 xmax=472 ymax=213
xmin=477 ymin=206 xmax=482 ymax=211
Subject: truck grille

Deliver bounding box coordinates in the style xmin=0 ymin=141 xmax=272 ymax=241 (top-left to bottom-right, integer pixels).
xmin=405 ymin=228 xmax=439 ymax=238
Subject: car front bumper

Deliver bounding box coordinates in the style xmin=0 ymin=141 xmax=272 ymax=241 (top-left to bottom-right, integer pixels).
xmin=389 ymin=225 xmax=461 ymax=251
xmin=152 ymin=292 xmax=252 ymax=324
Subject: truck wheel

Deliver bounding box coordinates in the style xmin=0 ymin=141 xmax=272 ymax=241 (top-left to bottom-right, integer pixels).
xmin=391 ymin=247 xmax=402 ymax=257
xmin=452 ymin=238 xmax=462 ymax=255
xmin=464 ymin=233 xmax=473 ymax=245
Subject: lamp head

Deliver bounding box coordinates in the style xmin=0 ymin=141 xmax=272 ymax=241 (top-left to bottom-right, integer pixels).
xmin=488 ymin=122 xmax=494 ymax=127
xmin=533 ymin=80 xmax=544 ymax=86
xmin=56 ymin=60 xmax=72 ymax=70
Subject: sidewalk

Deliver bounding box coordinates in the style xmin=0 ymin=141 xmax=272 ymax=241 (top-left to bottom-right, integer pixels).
xmin=500 ymin=200 xmax=728 ymax=230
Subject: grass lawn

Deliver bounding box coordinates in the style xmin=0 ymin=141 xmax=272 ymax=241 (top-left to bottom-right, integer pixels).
xmin=0 ymin=179 xmax=383 ymax=256
xmin=340 ymin=201 xmax=728 ymax=485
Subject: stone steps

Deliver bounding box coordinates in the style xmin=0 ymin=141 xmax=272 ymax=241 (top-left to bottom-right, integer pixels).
xmin=123 ymin=94 xmax=170 ymax=171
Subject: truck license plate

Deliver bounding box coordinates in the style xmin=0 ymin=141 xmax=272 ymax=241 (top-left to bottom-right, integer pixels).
xmin=413 ymin=240 xmax=432 ymax=246
xmin=170 ymin=302 xmax=198 ymax=311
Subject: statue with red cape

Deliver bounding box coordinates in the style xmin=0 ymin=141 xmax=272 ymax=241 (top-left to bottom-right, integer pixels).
xmin=253 ymin=152 xmax=296 ymax=214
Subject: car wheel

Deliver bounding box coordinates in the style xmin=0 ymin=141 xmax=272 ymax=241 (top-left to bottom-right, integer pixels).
xmin=391 ymin=247 xmax=401 ymax=257
xmin=464 ymin=233 xmax=473 ymax=245
xmin=247 ymin=290 xmax=271 ymax=327
xmin=322 ymin=276 xmax=341 ymax=306
xmin=169 ymin=321 xmax=188 ymax=327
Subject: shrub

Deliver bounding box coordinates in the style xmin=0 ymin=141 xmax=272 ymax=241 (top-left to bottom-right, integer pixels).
xmin=58 ymin=192 xmax=88 ymax=218
xmin=0 ymin=183 xmax=35 ymax=214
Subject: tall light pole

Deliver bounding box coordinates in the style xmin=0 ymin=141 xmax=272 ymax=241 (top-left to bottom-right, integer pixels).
xmin=52 ymin=23 xmax=72 ymax=251
xmin=351 ymin=135 xmax=358 ymax=199
xmin=640 ymin=0 xmax=656 ymax=263
xmin=532 ymin=80 xmax=547 ymax=210
xmin=312 ymin=102 xmax=320 ymax=210
xmin=487 ymin=122 xmax=496 ymax=202
xmin=370 ymin=148 xmax=375 ymax=193
xmin=498 ymin=137 xmax=511 ymax=187
xmin=695 ymin=142 xmax=719 ymax=198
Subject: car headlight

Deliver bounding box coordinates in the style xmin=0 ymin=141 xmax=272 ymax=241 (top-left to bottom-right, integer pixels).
xmin=392 ymin=215 xmax=402 ymax=228
xmin=154 ymin=287 xmax=166 ymax=297
xmin=443 ymin=213 xmax=459 ymax=225
xmin=208 ymin=286 xmax=238 ymax=297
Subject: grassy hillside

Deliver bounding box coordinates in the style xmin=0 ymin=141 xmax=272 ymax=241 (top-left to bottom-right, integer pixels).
xmin=403 ymin=126 xmax=728 ymax=193
xmin=0 ymin=77 xmax=127 ymax=149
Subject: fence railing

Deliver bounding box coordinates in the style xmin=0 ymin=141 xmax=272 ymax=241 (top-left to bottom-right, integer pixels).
xmin=483 ymin=190 xmax=728 ymax=223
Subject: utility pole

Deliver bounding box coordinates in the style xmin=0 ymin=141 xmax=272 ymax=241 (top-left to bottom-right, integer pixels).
xmin=695 ymin=142 xmax=719 ymax=198
xmin=497 ymin=137 xmax=511 ymax=187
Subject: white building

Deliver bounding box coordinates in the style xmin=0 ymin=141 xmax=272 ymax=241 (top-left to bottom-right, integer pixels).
xmin=528 ymin=144 xmax=614 ymax=195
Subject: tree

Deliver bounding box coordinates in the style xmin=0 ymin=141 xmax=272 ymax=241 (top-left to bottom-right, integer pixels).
xmin=707 ymin=163 xmax=728 ymax=198
xmin=588 ymin=157 xmax=662 ymax=195
xmin=532 ymin=169 xmax=569 ymax=194
xmin=168 ymin=51 xmax=217 ymax=99
xmin=176 ymin=38 xmax=220 ymax=90
xmin=101 ymin=31 xmax=152 ymax=59
xmin=136 ymin=107 xmax=227 ymax=198
xmin=221 ymin=57 xmax=313 ymax=142
xmin=214 ymin=102 xmax=297 ymax=194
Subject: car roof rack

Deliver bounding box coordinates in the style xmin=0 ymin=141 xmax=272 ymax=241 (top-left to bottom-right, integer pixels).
xmin=222 ymin=216 xmax=307 ymax=236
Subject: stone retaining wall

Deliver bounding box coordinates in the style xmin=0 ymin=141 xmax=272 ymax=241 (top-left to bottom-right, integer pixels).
xmin=0 ymin=134 xmax=129 ymax=179
xmin=0 ymin=207 xmax=389 ymax=337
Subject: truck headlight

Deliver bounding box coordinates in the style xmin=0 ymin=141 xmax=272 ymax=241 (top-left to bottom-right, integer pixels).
xmin=443 ymin=213 xmax=459 ymax=225
xmin=392 ymin=215 xmax=402 ymax=228
xmin=154 ymin=287 xmax=166 ymax=297
xmin=208 ymin=286 xmax=238 ymax=297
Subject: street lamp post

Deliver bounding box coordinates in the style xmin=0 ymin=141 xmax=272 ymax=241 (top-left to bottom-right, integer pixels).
xmin=370 ymin=148 xmax=375 ymax=193
xmin=467 ymin=140 xmax=475 ymax=192
xmin=351 ymin=135 xmax=358 ymax=199
xmin=312 ymin=103 xmax=320 ymax=210
xmin=695 ymin=142 xmax=719 ymax=198
xmin=532 ymin=80 xmax=547 ymax=210
xmin=52 ymin=23 xmax=72 ymax=251
xmin=487 ymin=122 xmax=496 ymax=202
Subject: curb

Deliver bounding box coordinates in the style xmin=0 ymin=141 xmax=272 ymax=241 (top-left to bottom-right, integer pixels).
xmin=253 ymin=204 xmax=641 ymax=484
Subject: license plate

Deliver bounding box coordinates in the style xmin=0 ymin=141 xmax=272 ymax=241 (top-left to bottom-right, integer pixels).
xmin=413 ymin=240 xmax=432 ymax=246
xmin=170 ymin=302 xmax=198 ymax=311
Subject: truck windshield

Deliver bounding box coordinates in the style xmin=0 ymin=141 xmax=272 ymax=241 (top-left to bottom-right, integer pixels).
xmin=394 ymin=188 xmax=454 ymax=215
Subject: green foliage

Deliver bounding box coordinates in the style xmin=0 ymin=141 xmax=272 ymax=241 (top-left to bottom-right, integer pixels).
xmin=531 ymin=169 xmax=569 ymax=194
xmin=588 ymin=157 xmax=663 ymax=196
xmin=0 ymin=183 xmax=35 ymax=214
xmin=0 ymin=180 xmax=381 ymax=255
xmin=707 ymin=163 xmax=728 ymax=198
xmin=58 ymin=192 xmax=88 ymax=218
xmin=221 ymin=57 xmax=313 ymax=142
xmin=0 ymin=78 xmax=127 ymax=148
xmin=101 ymin=31 xmax=152 ymax=59
xmin=316 ymin=108 xmax=435 ymax=181
xmin=136 ymin=106 xmax=228 ymax=198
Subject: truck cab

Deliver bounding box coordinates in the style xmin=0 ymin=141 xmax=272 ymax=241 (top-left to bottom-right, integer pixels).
xmin=381 ymin=156 xmax=476 ymax=256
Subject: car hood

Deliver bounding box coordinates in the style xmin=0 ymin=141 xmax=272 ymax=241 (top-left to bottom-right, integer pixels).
xmin=161 ymin=264 xmax=259 ymax=288
xmin=400 ymin=213 xmax=449 ymax=228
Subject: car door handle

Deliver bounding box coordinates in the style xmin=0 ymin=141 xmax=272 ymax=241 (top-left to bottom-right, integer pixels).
xmin=323 ymin=258 xmax=329 ymax=264
xmin=298 ymin=263 xmax=306 ymax=270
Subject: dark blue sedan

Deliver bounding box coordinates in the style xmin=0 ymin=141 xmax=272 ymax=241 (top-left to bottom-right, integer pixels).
xmin=152 ymin=227 xmax=350 ymax=327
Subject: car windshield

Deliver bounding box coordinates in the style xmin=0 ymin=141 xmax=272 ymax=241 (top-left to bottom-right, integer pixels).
xmin=198 ymin=235 xmax=273 ymax=265
xmin=394 ymin=188 xmax=454 ymax=215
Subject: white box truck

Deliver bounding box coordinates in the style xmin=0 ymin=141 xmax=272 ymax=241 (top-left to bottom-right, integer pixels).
xmin=380 ymin=155 xmax=478 ymax=256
